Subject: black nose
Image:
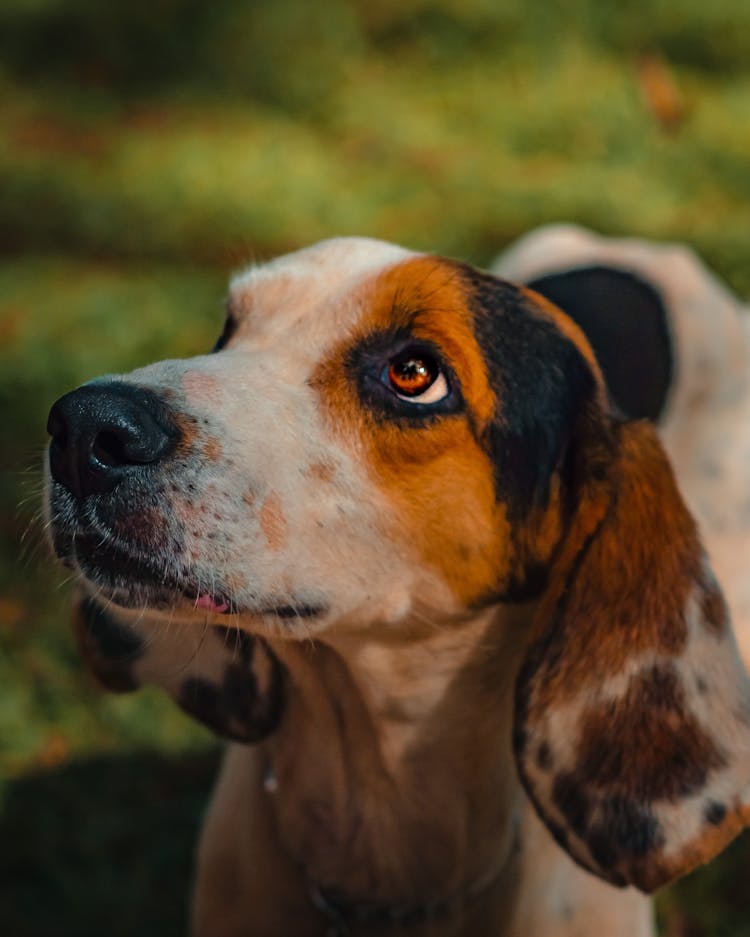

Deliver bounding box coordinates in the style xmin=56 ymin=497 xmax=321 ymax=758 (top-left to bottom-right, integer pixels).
xmin=47 ymin=382 xmax=179 ymax=498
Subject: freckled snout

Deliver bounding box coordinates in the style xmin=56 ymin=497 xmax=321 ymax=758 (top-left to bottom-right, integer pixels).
xmin=47 ymin=382 xmax=179 ymax=499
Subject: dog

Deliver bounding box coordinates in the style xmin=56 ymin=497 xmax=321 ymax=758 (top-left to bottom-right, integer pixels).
xmin=45 ymin=229 xmax=750 ymax=936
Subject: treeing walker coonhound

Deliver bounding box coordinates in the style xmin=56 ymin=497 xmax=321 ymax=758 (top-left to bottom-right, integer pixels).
xmin=45 ymin=228 xmax=750 ymax=936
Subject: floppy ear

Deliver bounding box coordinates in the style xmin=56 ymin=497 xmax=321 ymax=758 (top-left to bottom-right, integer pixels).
xmin=514 ymin=419 xmax=750 ymax=892
xmin=71 ymin=589 xmax=285 ymax=743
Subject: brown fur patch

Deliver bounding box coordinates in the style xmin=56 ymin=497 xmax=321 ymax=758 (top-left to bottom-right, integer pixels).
xmin=523 ymin=421 xmax=698 ymax=721
xmin=305 ymin=461 xmax=336 ymax=483
xmin=577 ymin=664 xmax=725 ymax=801
xmin=182 ymin=370 xmax=223 ymax=406
xmin=260 ymin=492 xmax=288 ymax=551
xmin=172 ymin=410 xmax=200 ymax=455
xmin=203 ymin=436 xmax=223 ymax=462
xmin=311 ymin=255 xmax=520 ymax=604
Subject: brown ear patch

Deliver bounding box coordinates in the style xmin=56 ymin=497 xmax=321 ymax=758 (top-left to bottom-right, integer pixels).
xmin=515 ymin=419 xmax=750 ymax=892
xmin=575 ymin=664 xmax=725 ymax=802
xmin=518 ymin=423 xmax=697 ymax=726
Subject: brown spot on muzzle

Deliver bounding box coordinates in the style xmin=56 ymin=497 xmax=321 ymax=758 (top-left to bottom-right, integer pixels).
xmin=260 ymin=492 xmax=288 ymax=551
xmin=306 ymin=461 xmax=336 ymax=483
xmin=172 ymin=411 xmax=200 ymax=455
xmin=182 ymin=370 xmax=223 ymax=406
xmin=202 ymin=436 xmax=223 ymax=462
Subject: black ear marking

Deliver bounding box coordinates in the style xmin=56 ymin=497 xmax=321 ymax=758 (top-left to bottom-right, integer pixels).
xmin=79 ymin=595 xmax=144 ymax=661
xmin=704 ymin=801 xmax=727 ymax=826
xmin=75 ymin=595 xmax=144 ymax=692
xmin=178 ymin=637 xmax=285 ymax=744
xmin=458 ymin=264 xmax=598 ymax=520
xmin=526 ymin=266 xmax=673 ymax=422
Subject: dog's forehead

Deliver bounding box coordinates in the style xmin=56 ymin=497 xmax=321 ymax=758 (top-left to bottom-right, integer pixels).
xmin=228 ymin=237 xmax=419 ymax=340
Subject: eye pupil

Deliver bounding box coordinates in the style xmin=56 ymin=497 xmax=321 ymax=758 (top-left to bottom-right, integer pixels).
xmin=388 ymin=355 xmax=436 ymax=396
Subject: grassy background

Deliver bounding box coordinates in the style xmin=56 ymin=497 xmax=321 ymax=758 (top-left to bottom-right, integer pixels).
xmin=1 ymin=1 xmax=749 ymax=933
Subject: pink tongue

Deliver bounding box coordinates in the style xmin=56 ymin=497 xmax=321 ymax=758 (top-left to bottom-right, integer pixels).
xmin=195 ymin=593 xmax=230 ymax=613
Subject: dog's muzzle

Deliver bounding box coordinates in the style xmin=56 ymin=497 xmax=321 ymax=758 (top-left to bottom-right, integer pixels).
xmin=47 ymin=381 xmax=179 ymax=499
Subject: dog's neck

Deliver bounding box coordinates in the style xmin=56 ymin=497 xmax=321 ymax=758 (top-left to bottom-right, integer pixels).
xmin=264 ymin=603 xmax=533 ymax=915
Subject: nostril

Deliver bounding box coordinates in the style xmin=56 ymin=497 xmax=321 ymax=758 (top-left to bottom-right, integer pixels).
xmin=91 ymin=429 xmax=131 ymax=468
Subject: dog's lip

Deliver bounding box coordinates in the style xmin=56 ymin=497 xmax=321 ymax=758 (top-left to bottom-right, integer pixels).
xmin=68 ymin=535 xmax=326 ymax=621
xmin=259 ymin=603 xmax=325 ymax=620
xmin=68 ymin=535 xmax=235 ymax=615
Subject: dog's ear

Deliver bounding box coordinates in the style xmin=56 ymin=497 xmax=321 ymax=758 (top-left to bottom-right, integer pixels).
xmin=71 ymin=589 xmax=285 ymax=743
xmin=514 ymin=418 xmax=750 ymax=892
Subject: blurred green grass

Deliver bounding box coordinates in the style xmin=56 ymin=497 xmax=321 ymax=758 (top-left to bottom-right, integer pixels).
xmin=1 ymin=1 xmax=749 ymax=933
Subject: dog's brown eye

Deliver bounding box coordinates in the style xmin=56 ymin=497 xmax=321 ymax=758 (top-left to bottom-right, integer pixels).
xmin=386 ymin=352 xmax=449 ymax=403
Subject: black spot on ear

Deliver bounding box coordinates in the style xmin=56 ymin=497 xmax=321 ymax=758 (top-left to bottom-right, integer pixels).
xmin=80 ymin=596 xmax=144 ymax=662
xmin=536 ymin=741 xmax=554 ymax=772
xmin=178 ymin=645 xmax=285 ymax=744
xmin=212 ymin=625 xmax=255 ymax=664
xmin=458 ymin=264 xmax=597 ymax=520
xmin=526 ymin=266 xmax=673 ymax=423
xmin=704 ymin=801 xmax=727 ymax=826
xmin=222 ymin=660 xmax=284 ymax=739
xmin=586 ymin=827 xmax=618 ymax=873
xmin=553 ymin=773 xmax=591 ymax=838
xmin=596 ymin=797 xmax=663 ymax=858
xmin=179 ymin=678 xmax=227 ymax=735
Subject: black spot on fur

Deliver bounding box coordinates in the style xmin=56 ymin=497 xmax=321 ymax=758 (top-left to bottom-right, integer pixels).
xmin=599 ymin=797 xmax=662 ymax=857
xmin=460 ymin=264 xmax=597 ymax=520
xmin=704 ymin=801 xmax=727 ymax=826
xmin=553 ymin=773 xmax=591 ymax=837
xmin=527 ymin=266 xmax=673 ymax=422
xmin=536 ymin=741 xmax=554 ymax=772
xmin=178 ymin=645 xmax=286 ymax=743
xmin=179 ymin=678 xmax=226 ymax=735
xmin=587 ymin=827 xmax=618 ymax=873
xmin=212 ymin=625 xmax=255 ymax=664
xmin=80 ymin=595 xmax=144 ymax=661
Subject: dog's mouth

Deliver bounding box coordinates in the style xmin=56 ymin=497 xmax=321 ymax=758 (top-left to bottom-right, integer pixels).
xmin=70 ymin=532 xmax=235 ymax=614
xmin=47 ymin=482 xmax=234 ymax=613
xmin=48 ymin=485 xmax=327 ymax=623
xmin=49 ymin=484 xmax=329 ymax=632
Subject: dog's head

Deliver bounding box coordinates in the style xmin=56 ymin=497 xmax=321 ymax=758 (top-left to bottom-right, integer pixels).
xmin=45 ymin=237 xmax=750 ymax=891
